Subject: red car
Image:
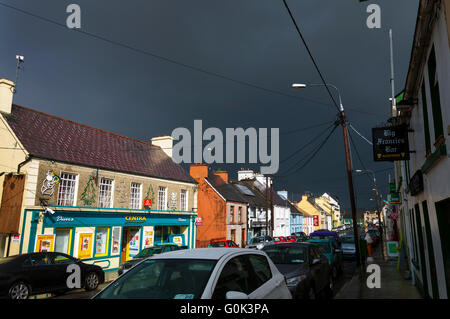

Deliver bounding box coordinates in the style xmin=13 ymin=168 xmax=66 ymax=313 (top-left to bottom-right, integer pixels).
xmin=273 ymin=236 xmax=287 ymax=244
xmin=285 ymin=235 xmax=296 ymax=242
xmin=207 ymin=240 xmax=240 ymax=248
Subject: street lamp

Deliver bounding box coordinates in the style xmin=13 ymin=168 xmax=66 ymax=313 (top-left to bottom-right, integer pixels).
xmin=355 ymin=168 xmax=385 ymax=258
xmin=291 ymin=82 xmax=363 ymax=267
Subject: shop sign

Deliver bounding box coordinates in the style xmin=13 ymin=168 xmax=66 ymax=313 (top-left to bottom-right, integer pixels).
xmin=372 ymin=125 xmax=410 ymax=161
xmin=195 ymin=217 xmax=202 ymax=226
xmin=388 ymin=192 xmax=400 ymax=204
xmin=386 ymin=241 xmax=399 ymax=257
xmin=143 ymin=198 xmax=152 ymax=207
xmin=125 ymin=216 xmax=147 ymax=223
xmin=389 ymin=183 xmax=396 ymax=193
xmin=11 ymin=234 xmax=21 ymax=243
xmin=313 ymin=216 xmax=319 ymax=226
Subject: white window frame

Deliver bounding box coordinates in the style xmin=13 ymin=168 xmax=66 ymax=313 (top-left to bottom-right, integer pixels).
xmin=57 ymin=172 xmax=78 ymax=206
xmin=158 ymin=186 xmax=167 ymax=210
xmin=130 ymin=182 xmax=142 ymax=209
xmin=180 ymin=189 xmax=188 ymax=211
xmin=99 ymin=177 xmax=114 ymax=208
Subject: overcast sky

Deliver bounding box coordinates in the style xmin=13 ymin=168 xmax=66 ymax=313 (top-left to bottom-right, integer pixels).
xmin=0 ymin=0 xmax=420 ymax=211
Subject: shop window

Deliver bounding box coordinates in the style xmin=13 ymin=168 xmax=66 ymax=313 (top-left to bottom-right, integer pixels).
xmin=158 ymin=186 xmax=167 ymax=210
xmin=95 ymin=227 xmax=110 ymax=257
xmin=130 ymin=182 xmax=142 ymax=209
xmin=54 ymin=228 xmax=72 ymax=254
xmin=99 ymin=178 xmax=114 ymax=208
xmin=57 ymin=173 xmax=77 ymax=206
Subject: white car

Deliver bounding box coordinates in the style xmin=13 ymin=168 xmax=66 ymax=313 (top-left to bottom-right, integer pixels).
xmin=94 ymin=248 xmax=292 ymax=299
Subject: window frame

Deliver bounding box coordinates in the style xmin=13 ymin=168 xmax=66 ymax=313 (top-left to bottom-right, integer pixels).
xmin=158 ymin=186 xmax=167 ymax=211
xmin=95 ymin=227 xmax=110 ymax=257
xmin=130 ymin=182 xmax=142 ymax=209
xmin=57 ymin=172 xmax=78 ymax=206
xmin=98 ymin=177 xmax=114 ymax=208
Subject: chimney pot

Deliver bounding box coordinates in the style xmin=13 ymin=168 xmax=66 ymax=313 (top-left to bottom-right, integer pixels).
xmin=0 ymin=78 xmax=15 ymax=115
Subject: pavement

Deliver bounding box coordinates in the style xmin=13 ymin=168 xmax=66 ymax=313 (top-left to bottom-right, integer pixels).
xmin=334 ymin=243 xmax=422 ymax=299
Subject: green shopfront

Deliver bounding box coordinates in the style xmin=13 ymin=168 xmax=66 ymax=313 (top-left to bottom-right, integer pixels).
xmin=18 ymin=206 xmax=197 ymax=276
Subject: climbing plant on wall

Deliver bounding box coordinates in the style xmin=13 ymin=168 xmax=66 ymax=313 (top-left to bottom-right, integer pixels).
xmin=145 ymin=185 xmax=155 ymax=207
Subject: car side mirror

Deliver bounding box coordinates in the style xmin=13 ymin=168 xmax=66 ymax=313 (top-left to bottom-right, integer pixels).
xmin=226 ymin=291 xmax=249 ymax=299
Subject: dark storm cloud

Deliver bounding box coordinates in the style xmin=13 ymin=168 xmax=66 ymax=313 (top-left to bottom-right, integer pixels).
xmin=0 ymin=0 xmax=419 ymax=210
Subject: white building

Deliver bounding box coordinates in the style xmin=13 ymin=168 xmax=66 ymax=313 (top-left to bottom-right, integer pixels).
xmin=394 ymin=0 xmax=449 ymax=299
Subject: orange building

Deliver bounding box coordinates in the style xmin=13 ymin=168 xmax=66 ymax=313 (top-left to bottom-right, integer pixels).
xmin=190 ymin=164 xmax=248 ymax=248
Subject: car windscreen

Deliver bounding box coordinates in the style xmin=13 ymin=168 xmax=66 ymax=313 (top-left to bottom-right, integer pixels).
xmin=96 ymin=259 xmax=217 ymax=299
xmin=263 ymin=246 xmax=307 ymax=264
xmin=209 ymin=241 xmax=226 ymax=247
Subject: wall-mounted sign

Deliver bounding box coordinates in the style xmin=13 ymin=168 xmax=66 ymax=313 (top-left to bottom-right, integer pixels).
xmin=143 ymin=198 xmax=152 ymax=207
xmin=125 ymin=216 xmax=147 ymax=223
xmin=388 ymin=192 xmax=400 ymax=204
xmin=386 ymin=241 xmax=399 ymax=257
xmin=195 ymin=217 xmax=202 ymax=226
xmin=35 ymin=234 xmax=55 ymax=252
xmin=372 ymin=125 xmax=410 ymax=161
xmin=313 ymin=216 xmax=319 ymax=226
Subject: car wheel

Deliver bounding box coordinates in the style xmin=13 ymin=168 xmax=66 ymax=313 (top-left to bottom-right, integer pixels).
xmin=85 ymin=272 xmax=99 ymax=291
xmin=9 ymin=281 xmax=30 ymax=299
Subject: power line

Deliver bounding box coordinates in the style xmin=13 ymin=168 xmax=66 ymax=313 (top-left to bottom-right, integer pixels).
xmin=281 ymin=0 xmax=340 ymax=113
xmin=0 ymin=1 xmax=384 ymax=118
xmin=277 ymin=123 xmax=339 ymax=177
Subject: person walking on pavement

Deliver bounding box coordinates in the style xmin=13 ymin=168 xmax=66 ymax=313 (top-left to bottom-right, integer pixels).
xmin=365 ymin=232 xmax=373 ymax=258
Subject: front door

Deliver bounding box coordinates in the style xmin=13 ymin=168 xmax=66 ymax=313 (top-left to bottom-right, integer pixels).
xmin=121 ymin=227 xmax=141 ymax=263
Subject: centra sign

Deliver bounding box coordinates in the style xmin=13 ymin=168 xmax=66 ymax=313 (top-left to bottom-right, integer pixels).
xmin=125 ymin=216 xmax=147 ymax=223
xmin=372 ymin=125 xmax=410 ymax=162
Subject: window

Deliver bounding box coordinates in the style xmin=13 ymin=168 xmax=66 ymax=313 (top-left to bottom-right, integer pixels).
xmin=158 ymin=186 xmax=167 ymax=210
xmin=230 ymin=206 xmax=235 ymax=223
xmin=180 ymin=190 xmax=187 ymax=211
xmin=247 ymin=254 xmax=272 ymax=288
xmin=54 ymin=229 xmax=71 ymax=254
xmin=237 ymin=207 xmax=242 ymax=223
xmin=95 ymin=227 xmax=109 ymax=256
xmin=212 ymin=256 xmax=251 ymax=299
xmin=421 ymin=83 xmax=431 ymax=154
xmin=99 ymin=178 xmax=113 ymax=208
xmin=57 ymin=173 xmax=77 ymax=206
xmin=427 ymin=46 xmax=444 ymax=141
xmin=130 ymin=182 xmax=142 ymax=209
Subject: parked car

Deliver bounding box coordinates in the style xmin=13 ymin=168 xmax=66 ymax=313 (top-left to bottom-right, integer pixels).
xmin=292 ymin=232 xmax=308 ymax=242
xmin=246 ymin=236 xmax=274 ymax=249
xmin=305 ymin=239 xmax=343 ymax=279
xmin=273 ymin=236 xmax=287 ymax=244
xmin=94 ymin=248 xmax=292 ymax=299
xmin=340 ymin=235 xmax=357 ymax=259
xmin=118 ymin=244 xmax=186 ymax=275
xmin=308 ymin=230 xmax=340 ymax=245
xmin=262 ymin=242 xmax=333 ymax=299
xmin=208 ymin=240 xmax=240 ymax=248
xmin=0 ymin=252 xmax=105 ymax=299
xmin=285 ymin=235 xmax=296 ymax=243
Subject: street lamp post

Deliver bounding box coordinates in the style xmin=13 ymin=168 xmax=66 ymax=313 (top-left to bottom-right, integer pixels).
xmin=355 ymin=169 xmax=385 ymax=258
xmin=292 ymin=83 xmax=363 ymax=267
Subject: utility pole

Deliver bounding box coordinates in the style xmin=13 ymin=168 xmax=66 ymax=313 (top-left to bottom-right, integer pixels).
xmin=265 ymin=176 xmax=269 ymax=236
xmin=340 ymin=110 xmax=363 ymax=267
xmin=270 ymin=178 xmax=274 ymax=237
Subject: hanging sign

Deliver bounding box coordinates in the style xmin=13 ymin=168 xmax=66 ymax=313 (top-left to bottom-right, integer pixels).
xmin=372 ymin=125 xmax=410 ymax=161
xmin=143 ymin=198 xmax=152 ymax=207
xmin=313 ymin=216 xmax=319 ymax=227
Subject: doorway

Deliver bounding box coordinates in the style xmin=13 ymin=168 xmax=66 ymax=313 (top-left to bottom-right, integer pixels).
xmin=121 ymin=227 xmax=141 ymax=264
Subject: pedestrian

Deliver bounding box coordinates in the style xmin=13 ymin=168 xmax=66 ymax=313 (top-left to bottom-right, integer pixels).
xmin=365 ymin=232 xmax=373 ymax=257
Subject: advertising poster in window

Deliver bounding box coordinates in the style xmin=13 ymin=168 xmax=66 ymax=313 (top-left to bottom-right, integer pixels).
xmin=172 ymin=235 xmax=183 ymax=246
xmin=95 ymin=228 xmax=109 ymax=256
xmin=129 ymin=229 xmax=140 ymax=257
xmin=35 ymin=235 xmax=55 ymax=252
xmin=143 ymin=230 xmax=154 ymax=248
xmin=78 ymin=233 xmax=93 ymax=259
xmin=111 ymin=227 xmax=121 ymax=255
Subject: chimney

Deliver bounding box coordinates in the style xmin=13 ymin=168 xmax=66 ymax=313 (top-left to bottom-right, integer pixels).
xmin=190 ymin=163 xmax=208 ymax=181
xmin=237 ymin=169 xmax=254 ymax=181
xmin=212 ymin=170 xmax=228 ymax=185
xmin=151 ymin=135 xmax=173 ymax=158
xmin=0 ymin=78 xmax=15 ymax=115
